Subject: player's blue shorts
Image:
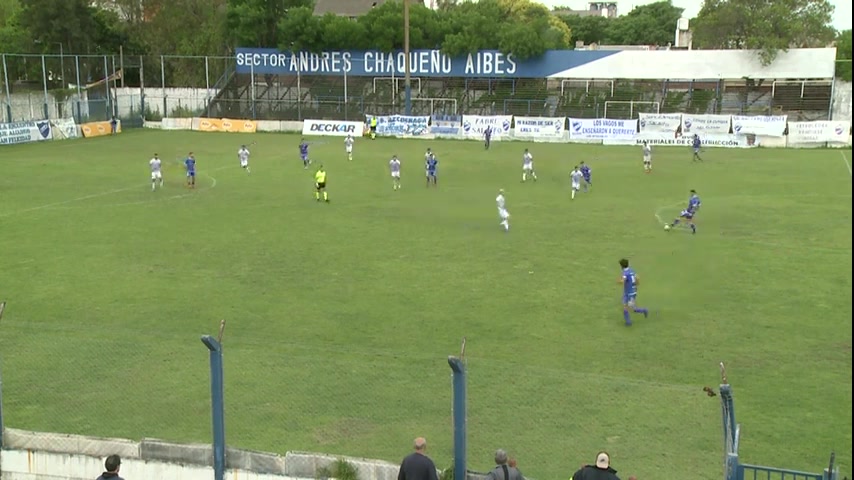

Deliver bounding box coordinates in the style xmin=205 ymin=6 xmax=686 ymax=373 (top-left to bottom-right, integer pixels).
xmin=622 ymin=293 xmax=637 ymax=305
xmin=301 ymin=154 xmax=308 ymax=161
xmin=187 ymin=171 xmax=195 ymax=177
xmin=693 ymin=146 xmax=700 ymax=153
xmin=426 ymin=170 xmax=436 ymax=177
xmin=583 ymin=176 xmax=591 ymax=183
xmin=680 ymin=209 xmax=694 ymax=219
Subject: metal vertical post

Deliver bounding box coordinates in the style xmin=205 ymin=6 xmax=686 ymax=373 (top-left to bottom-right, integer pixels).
xmin=202 ymin=324 xmax=226 ymax=480
xmin=404 ymin=0 xmax=412 ymax=116
xmin=205 ymin=56 xmax=211 ymax=118
xmin=161 ymin=55 xmax=167 ymax=118
xmin=296 ymin=53 xmax=301 ymax=121
xmin=448 ymin=345 xmax=466 ymax=480
xmin=74 ymin=55 xmax=82 ymax=124
xmin=250 ymin=61 xmax=256 ymax=119
xmin=120 ymin=45 xmax=125 ymax=88
xmin=344 ymin=69 xmax=348 ymax=120
xmin=41 ymin=55 xmax=49 ymax=119
xmin=827 ymin=78 xmax=836 ymax=120
xmin=140 ymin=56 xmax=146 ymax=119
xmin=111 ymin=56 xmax=118 ymax=119
xmin=0 ymin=367 xmax=5 ymax=449
xmin=59 ymin=43 xmax=65 ymax=88
xmin=2 ymin=54 xmax=12 ymax=122
xmin=103 ymin=56 xmax=110 ymax=120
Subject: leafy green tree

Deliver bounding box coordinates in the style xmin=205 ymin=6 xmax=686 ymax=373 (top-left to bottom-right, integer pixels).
xmin=691 ymin=0 xmax=836 ymax=65
xmin=228 ymin=0 xmax=311 ymax=49
xmin=836 ymin=29 xmax=852 ymax=81
xmin=0 ymin=0 xmax=27 ymax=53
xmin=607 ymin=1 xmax=683 ymax=46
xmin=558 ymin=14 xmax=610 ymax=46
xmin=277 ymin=6 xmax=323 ymax=52
xmin=18 ymin=0 xmax=97 ymax=53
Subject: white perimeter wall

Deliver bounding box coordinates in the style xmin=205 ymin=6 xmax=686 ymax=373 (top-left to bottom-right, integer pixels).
xmin=0 ymin=449 xmax=293 ymax=480
xmin=832 ymin=81 xmax=852 ymax=121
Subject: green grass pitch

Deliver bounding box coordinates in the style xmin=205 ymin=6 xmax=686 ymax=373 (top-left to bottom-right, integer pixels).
xmin=0 ymin=130 xmax=850 ymax=480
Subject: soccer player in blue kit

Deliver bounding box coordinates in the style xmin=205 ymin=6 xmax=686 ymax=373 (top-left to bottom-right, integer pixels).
xmin=580 ymin=161 xmax=592 ymax=192
xmin=484 ymin=126 xmax=492 ymax=150
xmin=184 ymin=152 xmax=196 ymax=188
xmin=618 ymin=258 xmax=649 ymax=326
xmin=425 ymin=153 xmax=438 ymax=187
xmin=299 ymin=139 xmax=310 ymax=169
xmin=692 ymin=134 xmax=703 ymax=162
xmin=667 ymin=190 xmax=701 ymax=234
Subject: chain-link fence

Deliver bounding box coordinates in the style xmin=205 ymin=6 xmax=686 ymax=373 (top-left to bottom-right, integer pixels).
xmin=3 ymin=53 xmax=847 ymax=125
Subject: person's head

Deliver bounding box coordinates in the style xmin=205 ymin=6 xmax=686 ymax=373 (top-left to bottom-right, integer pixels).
xmin=619 ymin=258 xmax=629 ymax=269
xmin=580 ymin=161 xmax=585 ymax=166
xmin=154 ymin=153 xmax=158 ymax=158
xmin=498 ymin=188 xmax=504 ymax=195
xmin=595 ymin=452 xmax=610 ymax=470
xmin=574 ymin=165 xmax=579 ymax=171
xmin=188 ymin=152 xmax=194 ymax=158
xmin=105 ymin=454 xmax=121 ymax=473
xmin=241 ymin=144 xmax=246 ymax=149
xmin=643 ymin=140 xmax=648 ymax=146
xmin=414 ymin=437 xmax=427 ymax=453
xmin=690 ymin=189 xmax=697 ymax=195
xmin=318 ymin=164 xmax=324 ymax=171
xmin=524 ymin=148 xmax=528 ymax=153
xmin=494 ymin=449 xmax=508 ymax=465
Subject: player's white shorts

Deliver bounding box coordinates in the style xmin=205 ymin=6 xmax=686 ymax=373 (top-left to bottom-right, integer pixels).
xmin=572 ymin=181 xmax=581 ymax=190
xmin=498 ymin=208 xmax=509 ymax=220
xmin=151 ymin=171 xmax=162 ymax=180
xmin=346 ymin=146 xmax=353 ymax=153
xmin=523 ymin=163 xmax=533 ymax=172
xmin=643 ymin=155 xmax=651 ymax=164
xmin=391 ymin=171 xmax=400 ymax=178
xmin=240 ymin=159 xmax=249 ymax=167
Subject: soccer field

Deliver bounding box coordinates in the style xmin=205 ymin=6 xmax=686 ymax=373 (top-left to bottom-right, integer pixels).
xmin=0 ymin=130 xmax=851 ymax=480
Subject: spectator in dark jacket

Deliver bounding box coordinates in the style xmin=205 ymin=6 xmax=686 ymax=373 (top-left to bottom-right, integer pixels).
xmin=570 ymin=452 xmax=621 ymax=480
xmin=486 ymin=449 xmax=525 ymax=480
xmin=96 ymin=454 xmax=124 ymax=480
xmin=398 ymin=437 xmax=439 ymax=480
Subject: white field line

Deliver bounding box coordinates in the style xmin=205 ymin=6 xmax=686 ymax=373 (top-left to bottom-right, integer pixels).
xmin=841 ymin=150 xmax=852 ymax=177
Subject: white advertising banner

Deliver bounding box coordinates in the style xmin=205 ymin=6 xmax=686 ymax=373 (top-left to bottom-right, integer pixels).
xmin=513 ymin=116 xmax=566 ymax=139
xmin=0 ymin=120 xmax=53 ymax=146
xmin=731 ymin=115 xmax=787 ymax=136
xmin=681 ymin=114 xmax=731 ymax=135
xmin=604 ymin=132 xmax=758 ymax=148
xmin=787 ymin=121 xmax=851 ymax=144
xmin=50 ymin=118 xmax=80 ymax=139
xmin=371 ymin=115 xmax=430 ymax=136
xmin=302 ymin=119 xmax=365 ymax=137
xmin=568 ymin=118 xmax=637 ymax=140
xmin=638 ymin=113 xmax=682 ymax=133
xmin=461 ymin=115 xmax=513 ymax=138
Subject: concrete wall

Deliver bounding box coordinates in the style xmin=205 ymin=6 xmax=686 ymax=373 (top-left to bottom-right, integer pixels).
xmin=832 ymin=81 xmax=852 ymax=121
xmin=0 ymin=92 xmax=91 ymax=123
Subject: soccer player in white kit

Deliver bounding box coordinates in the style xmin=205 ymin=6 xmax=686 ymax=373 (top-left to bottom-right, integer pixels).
xmin=149 ymin=154 xmax=163 ymax=191
xmin=496 ymin=188 xmax=510 ymax=232
xmin=522 ymin=148 xmax=537 ymax=182
xmin=642 ymin=141 xmax=652 ymax=173
xmin=238 ymin=145 xmax=251 ymax=173
xmin=570 ymin=166 xmax=584 ymax=199
xmin=345 ymin=134 xmax=354 ymax=161
xmin=389 ymin=155 xmax=401 ymax=190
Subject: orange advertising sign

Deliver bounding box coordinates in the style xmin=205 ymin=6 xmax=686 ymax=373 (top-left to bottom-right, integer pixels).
xmin=196 ymin=118 xmax=256 ymax=133
xmin=81 ymin=121 xmax=121 ymax=138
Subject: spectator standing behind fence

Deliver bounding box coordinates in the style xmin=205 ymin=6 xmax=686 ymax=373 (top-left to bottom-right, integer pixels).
xmin=569 ymin=452 xmax=626 ymax=480
xmin=96 ymin=454 xmax=125 ymax=480
xmin=486 ymin=450 xmax=525 ymax=480
xmin=398 ymin=437 xmax=439 ymax=480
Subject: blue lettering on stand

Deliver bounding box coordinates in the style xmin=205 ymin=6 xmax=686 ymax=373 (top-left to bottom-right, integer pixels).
xmin=235 ymin=49 xmax=619 ymax=78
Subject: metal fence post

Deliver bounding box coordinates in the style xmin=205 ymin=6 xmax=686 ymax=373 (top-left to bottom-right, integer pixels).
xmin=201 ymin=321 xmax=227 ymax=480
xmin=74 ymin=55 xmax=82 ymax=123
xmin=2 ymin=54 xmax=12 ymax=122
xmin=41 ymin=55 xmax=49 ymax=120
xmin=0 ymin=366 xmax=5 ymax=449
xmin=250 ymin=61 xmax=256 ymax=119
xmin=448 ymin=339 xmax=467 ymax=480
xmin=161 ymin=55 xmax=167 ymax=118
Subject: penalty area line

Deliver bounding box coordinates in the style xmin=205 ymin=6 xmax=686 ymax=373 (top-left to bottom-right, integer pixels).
xmin=841 ymin=150 xmax=852 ymax=177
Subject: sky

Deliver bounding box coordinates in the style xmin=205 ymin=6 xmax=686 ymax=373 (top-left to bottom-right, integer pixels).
xmin=533 ymin=0 xmax=853 ymax=31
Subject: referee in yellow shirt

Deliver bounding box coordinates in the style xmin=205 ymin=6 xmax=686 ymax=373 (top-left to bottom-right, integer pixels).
xmin=314 ymin=165 xmax=329 ymax=202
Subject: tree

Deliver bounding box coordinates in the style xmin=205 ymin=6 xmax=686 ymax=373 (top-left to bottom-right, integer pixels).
xmin=228 ymin=0 xmax=311 ymax=49
xmin=691 ymin=0 xmax=836 ymax=65
xmin=558 ymin=14 xmax=610 ymax=46
xmin=0 ymin=0 xmax=27 ymax=53
xmin=836 ymin=29 xmax=852 ymax=81
xmin=18 ymin=0 xmax=98 ymax=53
xmin=607 ymin=1 xmax=683 ymax=46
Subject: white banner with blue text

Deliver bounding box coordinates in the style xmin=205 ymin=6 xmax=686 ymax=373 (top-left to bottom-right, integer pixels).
xmin=786 ymin=121 xmax=851 ymax=144
xmin=302 ymin=119 xmax=365 ymax=137
xmin=370 ymin=115 xmax=430 ymax=136
xmin=513 ymin=116 xmax=566 ymax=140
xmin=638 ymin=113 xmax=682 ymax=133
xmin=680 ymin=114 xmax=731 ymax=135
xmin=604 ymin=132 xmax=757 ymax=148
xmin=568 ymin=118 xmax=637 ymax=140
xmin=461 ymin=115 xmax=513 ymax=138
xmin=731 ymin=115 xmax=787 ymax=137
xmin=0 ymin=120 xmax=53 ymax=146
xmin=430 ymin=115 xmax=462 ymax=137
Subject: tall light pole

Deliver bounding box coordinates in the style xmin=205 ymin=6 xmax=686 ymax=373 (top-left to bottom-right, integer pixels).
xmin=404 ymin=0 xmax=412 ymax=115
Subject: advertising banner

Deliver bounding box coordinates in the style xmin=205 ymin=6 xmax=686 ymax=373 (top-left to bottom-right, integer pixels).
xmin=568 ymin=118 xmax=637 ymax=140
xmin=51 ymin=118 xmax=80 ymax=139
xmin=787 ymin=121 xmax=851 ymax=144
xmin=513 ymin=117 xmax=566 ymax=139
xmin=371 ymin=115 xmax=430 ymax=136
xmin=302 ymin=119 xmax=365 ymax=137
xmin=0 ymin=120 xmax=52 ymax=145
xmin=638 ymin=113 xmax=682 ymax=133
xmin=731 ymin=115 xmax=787 ymax=136
xmin=195 ymin=118 xmax=257 ymax=133
xmin=81 ymin=121 xmax=121 ymax=137
xmin=604 ymin=132 xmax=757 ymax=148
xmin=680 ymin=114 xmax=731 ymax=135
xmin=430 ymin=115 xmax=462 ymax=136
xmin=461 ymin=115 xmax=513 ymax=138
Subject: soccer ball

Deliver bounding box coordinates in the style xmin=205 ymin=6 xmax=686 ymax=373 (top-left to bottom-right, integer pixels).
xmin=664 ymin=224 xmax=671 ymax=231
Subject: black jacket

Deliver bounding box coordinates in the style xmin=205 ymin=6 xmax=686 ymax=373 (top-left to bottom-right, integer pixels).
xmin=96 ymin=473 xmax=124 ymax=480
xmin=569 ymin=465 xmax=620 ymax=480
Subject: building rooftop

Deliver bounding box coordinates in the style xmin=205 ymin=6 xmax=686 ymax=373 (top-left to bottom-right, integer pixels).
xmin=313 ymin=0 xmax=387 ymax=17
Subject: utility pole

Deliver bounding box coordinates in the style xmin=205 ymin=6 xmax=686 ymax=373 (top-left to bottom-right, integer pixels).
xmin=404 ymin=0 xmax=412 ymax=115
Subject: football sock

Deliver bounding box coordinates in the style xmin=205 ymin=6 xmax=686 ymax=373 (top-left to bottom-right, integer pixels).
xmin=672 ymin=219 xmax=681 ymax=226
xmin=623 ymin=309 xmax=632 ymax=325
xmin=633 ymin=307 xmax=648 ymax=318
xmin=323 ymin=191 xmax=328 ymax=201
